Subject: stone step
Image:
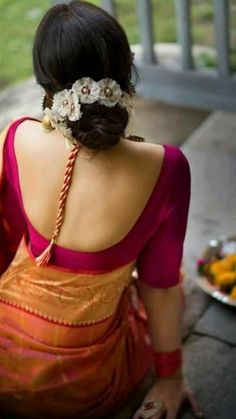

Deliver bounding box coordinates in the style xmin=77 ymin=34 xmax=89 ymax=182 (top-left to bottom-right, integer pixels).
xmin=0 ymin=77 xmax=209 ymax=147
xmin=181 ymin=110 xmax=236 ymax=336
xmin=0 ymin=78 xmax=41 ymax=130
xmin=180 ymin=111 xmax=236 ymax=419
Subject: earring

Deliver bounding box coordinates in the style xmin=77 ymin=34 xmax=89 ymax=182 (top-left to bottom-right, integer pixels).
xmin=42 ymin=115 xmax=54 ymax=133
xmin=42 ymin=94 xmax=54 ymax=133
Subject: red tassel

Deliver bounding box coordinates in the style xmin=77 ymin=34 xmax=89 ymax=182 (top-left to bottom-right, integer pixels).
xmin=35 ymin=239 xmax=55 ymax=268
xmin=34 ymin=145 xmax=80 ymax=269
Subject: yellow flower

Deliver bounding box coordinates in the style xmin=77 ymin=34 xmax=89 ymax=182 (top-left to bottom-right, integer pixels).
xmin=230 ymin=286 xmax=236 ymax=300
xmin=210 ymin=260 xmax=225 ymax=277
xmin=224 ymin=254 xmax=236 ymax=264
xmin=214 ymin=271 xmax=236 ymax=287
xmin=210 ymin=254 xmax=236 ymax=278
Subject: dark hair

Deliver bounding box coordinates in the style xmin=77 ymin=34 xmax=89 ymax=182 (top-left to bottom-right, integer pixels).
xmin=33 ymin=0 xmax=134 ymax=150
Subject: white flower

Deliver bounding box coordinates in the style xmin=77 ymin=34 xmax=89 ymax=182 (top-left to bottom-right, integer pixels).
xmin=98 ymin=78 xmax=122 ymax=107
xmin=43 ymin=107 xmax=58 ymax=128
xmin=57 ymin=121 xmax=74 ymax=140
xmin=43 ymin=107 xmax=74 ymax=143
xmin=52 ymin=89 xmax=81 ymax=122
xmin=73 ymin=77 xmax=100 ymax=104
xmin=119 ymin=92 xmax=133 ymax=115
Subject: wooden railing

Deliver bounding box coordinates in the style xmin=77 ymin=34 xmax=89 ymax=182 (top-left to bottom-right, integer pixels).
xmin=52 ymin=0 xmax=236 ymax=111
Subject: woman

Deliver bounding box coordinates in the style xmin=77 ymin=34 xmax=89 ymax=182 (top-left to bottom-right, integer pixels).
xmin=0 ymin=1 xmax=203 ymax=418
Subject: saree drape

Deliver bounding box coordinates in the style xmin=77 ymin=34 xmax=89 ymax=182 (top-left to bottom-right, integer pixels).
xmin=0 ymin=242 xmax=152 ymax=418
xmin=0 ymin=125 xmax=152 ymax=418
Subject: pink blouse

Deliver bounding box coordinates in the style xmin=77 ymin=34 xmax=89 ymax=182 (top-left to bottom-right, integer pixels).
xmin=1 ymin=118 xmax=191 ymax=288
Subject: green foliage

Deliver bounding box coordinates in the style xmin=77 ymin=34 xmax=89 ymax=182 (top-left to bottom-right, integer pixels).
xmin=0 ymin=0 xmax=215 ymax=88
xmin=195 ymin=51 xmax=217 ymax=69
xmin=192 ymin=1 xmax=214 ymax=46
xmin=192 ymin=2 xmax=213 ymax=22
xmin=230 ymin=52 xmax=236 ymax=72
xmin=117 ymin=0 xmax=177 ymax=44
xmin=0 ymin=0 xmax=50 ymax=86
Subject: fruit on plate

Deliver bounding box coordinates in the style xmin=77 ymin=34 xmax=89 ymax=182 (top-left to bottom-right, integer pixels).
xmin=197 ymin=253 xmax=236 ymax=299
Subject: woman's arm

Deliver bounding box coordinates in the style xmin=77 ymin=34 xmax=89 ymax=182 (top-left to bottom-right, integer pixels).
xmin=133 ymin=282 xmax=203 ymax=419
xmin=134 ymin=150 xmax=204 ymax=418
xmin=140 ymin=283 xmax=182 ymax=354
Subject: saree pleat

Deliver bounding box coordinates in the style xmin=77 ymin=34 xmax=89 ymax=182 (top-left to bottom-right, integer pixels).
xmin=0 ymin=243 xmax=152 ymax=418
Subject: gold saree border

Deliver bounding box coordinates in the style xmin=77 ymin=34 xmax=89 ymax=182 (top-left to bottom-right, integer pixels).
xmin=0 ymin=241 xmax=136 ymax=326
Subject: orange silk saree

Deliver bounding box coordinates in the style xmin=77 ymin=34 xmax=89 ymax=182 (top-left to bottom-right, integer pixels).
xmin=0 ymin=126 xmax=152 ymax=418
xmin=0 ymin=242 xmax=152 ymax=418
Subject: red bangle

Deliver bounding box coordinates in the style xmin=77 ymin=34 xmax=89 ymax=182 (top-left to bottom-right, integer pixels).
xmin=153 ymin=349 xmax=182 ymax=378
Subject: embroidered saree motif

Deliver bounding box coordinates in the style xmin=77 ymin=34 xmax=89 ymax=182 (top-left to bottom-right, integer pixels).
xmin=0 ymin=241 xmax=135 ymax=326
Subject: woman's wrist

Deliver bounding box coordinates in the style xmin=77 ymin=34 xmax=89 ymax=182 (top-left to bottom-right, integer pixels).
xmin=152 ymin=348 xmax=182 ymax=378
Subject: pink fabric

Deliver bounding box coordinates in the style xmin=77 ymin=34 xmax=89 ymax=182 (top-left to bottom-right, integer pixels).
xmin=1 ymin=117 xmax=191 ymax=287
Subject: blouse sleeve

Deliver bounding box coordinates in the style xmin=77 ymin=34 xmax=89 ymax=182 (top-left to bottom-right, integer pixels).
xmin=0 ymin=121 xmax=27 ymax=275
xmin=136 ymin=149 xmax=191 ymax=288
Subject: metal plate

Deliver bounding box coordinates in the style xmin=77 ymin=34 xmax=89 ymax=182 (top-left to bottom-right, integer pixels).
xmin=196 ymin=276 xmax=236 ymax=308
xmin=197 ymin=236 xmax=236 ymax=308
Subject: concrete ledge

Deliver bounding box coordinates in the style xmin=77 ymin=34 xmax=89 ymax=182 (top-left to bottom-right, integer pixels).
xmin=0 ymin=78 xmax=208 ymax=146
xmin=180 ymin=111 xmax=236 ymax=336
xmin=183 ymin=111 xmax=236 ymax=278
xmin=0 ymin=78 xmax=41 ymax=130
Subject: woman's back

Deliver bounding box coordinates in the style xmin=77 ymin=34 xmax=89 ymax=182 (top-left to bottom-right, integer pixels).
xmin=15 ymin=119 xmax=165 ymax=254
xmin=0 ymin=116 xmax=190 ymax=418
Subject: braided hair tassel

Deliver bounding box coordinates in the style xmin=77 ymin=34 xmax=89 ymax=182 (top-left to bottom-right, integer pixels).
xmin=35 ymin=144 xmax=80 ymax=268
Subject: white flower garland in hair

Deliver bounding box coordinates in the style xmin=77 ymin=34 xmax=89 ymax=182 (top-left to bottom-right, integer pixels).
xmin=43 ymin=77 xmax=133 ymax=145
xmin=73 ymin=77 xmax=101 ymax=104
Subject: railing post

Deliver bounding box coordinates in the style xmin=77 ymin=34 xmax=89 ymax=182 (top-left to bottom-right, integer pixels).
xmin=136 ymin=0 xmax=156 ymax=64
xmin=214 ymin=0 xmax=230 ymax=77
xmin=175 ymin=0 xmax=193 ymax=70
xmin=101 ymin=0 xmax=116 ymax=16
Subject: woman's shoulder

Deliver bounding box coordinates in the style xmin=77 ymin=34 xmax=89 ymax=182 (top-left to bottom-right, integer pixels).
xmin=124 ymin=139 xmax=189 ymax=175
xmin=163 ymin=143 xmax=190 ymax=174
xmin=2 ymin=116 xmax=42 ymax=155
xmin=12 ymin=117 xmax=62 ymax=166
xmin=0 ymin=117 xmax=40 ymax=163
xmin=120 ymin=140 xmax=165 ymax=185
xmin=5 ymin=116 xmax=40 ymax=134
xmin=13 ymin=116 xmax=42 ymax=147
xmin=118 ymin=140 xmax=190 ymax=204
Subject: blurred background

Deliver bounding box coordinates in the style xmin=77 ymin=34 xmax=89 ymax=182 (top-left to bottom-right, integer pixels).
xmin=0 ymin=0 xmax=236 ymax=89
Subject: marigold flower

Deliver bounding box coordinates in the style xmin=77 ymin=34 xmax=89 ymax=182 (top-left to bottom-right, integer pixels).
xmin=210 ymin=260 xmax=225 ymax=277
xmin=214 ymin=271 xmax=236 ymax=287
xmin=230 ymin=286 xmax=236 ymax=300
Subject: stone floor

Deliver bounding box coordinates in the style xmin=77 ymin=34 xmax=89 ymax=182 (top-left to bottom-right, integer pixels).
xmin=1 ymin=79 xmax=236 ymax=419
xmin=180 ymin=112 xmax=236 ymax=418
xmin=113 ymin=111 xmax=236 ymax=419
xmin=128 ymin=96 xmax=209 ymax=146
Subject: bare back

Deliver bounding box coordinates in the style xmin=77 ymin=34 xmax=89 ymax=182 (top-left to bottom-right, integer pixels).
xmin=15 ymin=120 xmax=164 ymax=252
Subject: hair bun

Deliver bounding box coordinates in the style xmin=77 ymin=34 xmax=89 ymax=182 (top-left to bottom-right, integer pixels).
xmin=34 ymin=0 xmax=134 ymax=150
xmin=68 ymin=103 xmax=129 ymax=150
